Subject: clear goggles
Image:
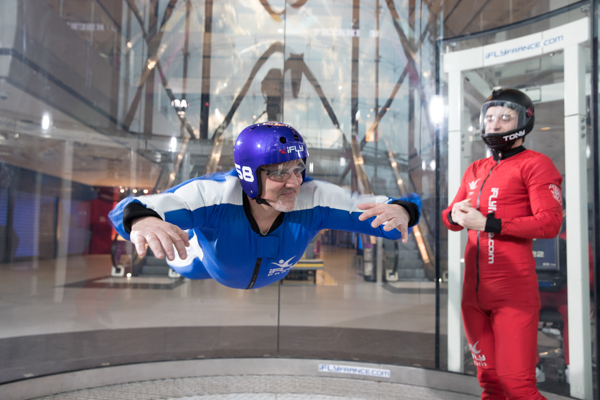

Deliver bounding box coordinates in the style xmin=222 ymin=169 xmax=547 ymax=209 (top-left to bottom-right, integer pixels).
xmin=480 ymin=100 xmax=529 ymax=132
xmin=262 ymin=160 xmax=306 ymax=182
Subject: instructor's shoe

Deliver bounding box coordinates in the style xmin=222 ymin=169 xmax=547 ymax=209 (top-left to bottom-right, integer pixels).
xmin=536 ymin=365 xmax=546 ymax=383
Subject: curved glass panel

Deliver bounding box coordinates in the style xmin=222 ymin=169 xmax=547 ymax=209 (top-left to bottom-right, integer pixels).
xmin=0 ymin=1 xmax=596 ymax=399
xmin=0 ymin=0 xmax=442 ymax=385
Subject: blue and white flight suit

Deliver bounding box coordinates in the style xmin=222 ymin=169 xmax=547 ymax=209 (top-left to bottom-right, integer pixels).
xmin=109 ymin=170 xmax=421 ymax=289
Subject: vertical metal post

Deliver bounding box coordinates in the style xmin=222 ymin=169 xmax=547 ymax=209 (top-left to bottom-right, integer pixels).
xmin=374 ymin=0 xmax=379 ymax=178
xmin=90 ymin=1 xmax=95 ymax=46
xmin=54 ymin=141 xmax=73 ymax=304
xmin=564 ymin=43 xmax=593 ymax=400
xmin=447 ymin=69 xmax=465 ymax=373
xmin=119 ymin=4 xmax=131 ymax=126
xmin=143 ymin=4 xmax=157 ymax=137
xmin=376 ymin=237 xmax=383 ymax=284
xmin=181 ymin=152 xmax=191 ymax=182
xmin=200 ymin=0 xmax=213 ymax=140
xmin=408 ymin=0 xmax=416 ymax=170
xmin=351 ymin=0 xmax=360 ymax=138
xmin=5 ymin=187 xmax=14 ymax=264
xmin=109 ymin=2 xmax=122 ymax=131
xmin=434 ymin=37 xmax=442 ymax=371
xmin=181 ymin=0 xmax=191 ymax=139
xmin=590 ymin=0 xmax=600 ymax=394
xmin=349 ymin=0 xmax=360 ymax=193
xmin=374 ymin=1 xmax=383 ymax=284
xmin=31 ymin=171 xmax=42 ymax=270
xmin=130 ymin=148 xmax=137 ymax=191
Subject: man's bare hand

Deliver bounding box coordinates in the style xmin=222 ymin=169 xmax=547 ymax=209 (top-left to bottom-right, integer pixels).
xmin=358 ymin=203 xmax=411 ymax=243
xmin=451 ymin=199 xmax=487 ymax=231
xmin=451 ymin=198 xmax=471 ymax=223
xmin=130 ymin=216 xmax=190 ymax=261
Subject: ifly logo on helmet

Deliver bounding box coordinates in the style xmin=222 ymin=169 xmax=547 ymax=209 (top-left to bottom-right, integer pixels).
xmin=287 ymin=145 xmax=304 ymax=157
xmin=503 ymin=129 xmax=526 ymax=142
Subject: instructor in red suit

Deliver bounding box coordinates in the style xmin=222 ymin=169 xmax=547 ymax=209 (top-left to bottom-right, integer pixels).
xmin=442 ymin=88 xmax=563 ymax=399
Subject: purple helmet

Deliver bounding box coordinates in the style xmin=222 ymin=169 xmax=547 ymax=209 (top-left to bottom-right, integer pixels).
xmin=234 ymin=122 xmax=309 ymax=199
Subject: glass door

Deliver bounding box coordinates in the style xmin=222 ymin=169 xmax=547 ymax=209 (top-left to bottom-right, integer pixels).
xmin=441 ymin=9 xmax=593 ymax=398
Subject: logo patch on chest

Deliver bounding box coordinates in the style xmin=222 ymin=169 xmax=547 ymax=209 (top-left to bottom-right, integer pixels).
xmin=268 ymin=256 xmax=296 ymax=277
xmin=468 ymin=179 xmax=480 ymax=191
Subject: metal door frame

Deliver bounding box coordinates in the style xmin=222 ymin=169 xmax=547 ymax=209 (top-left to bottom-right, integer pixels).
xmin=442 ymin=17 xmax=593 ymax=400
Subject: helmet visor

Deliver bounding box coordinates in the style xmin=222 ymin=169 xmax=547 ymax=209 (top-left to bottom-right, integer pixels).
xmin=480 ymin=100 xmax=532 ymax=135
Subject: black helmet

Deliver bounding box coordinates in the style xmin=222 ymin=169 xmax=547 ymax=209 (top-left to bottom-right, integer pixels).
xmin=480 ymin=88 xmax=535 ymax=151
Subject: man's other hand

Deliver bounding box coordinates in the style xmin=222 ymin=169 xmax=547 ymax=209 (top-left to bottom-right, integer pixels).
xmin=358 ymin=203 xmax=411 ymax=243
xmin=130 ymin=216 xmax=190 ymax=261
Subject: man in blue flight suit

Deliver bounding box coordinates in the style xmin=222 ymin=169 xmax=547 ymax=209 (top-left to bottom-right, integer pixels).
xmin=109 ymin=122 xmax=421 ymax=289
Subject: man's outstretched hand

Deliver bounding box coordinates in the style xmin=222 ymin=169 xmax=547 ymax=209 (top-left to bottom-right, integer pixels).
xmin=130 ymin=216 xmax=190 ymax=261
xmin=358 ymin=203 xmax=410 ymax=243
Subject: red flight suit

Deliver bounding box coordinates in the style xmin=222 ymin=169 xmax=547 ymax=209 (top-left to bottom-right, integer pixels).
xmin=443 ymin=147 xmax=563 ymax=399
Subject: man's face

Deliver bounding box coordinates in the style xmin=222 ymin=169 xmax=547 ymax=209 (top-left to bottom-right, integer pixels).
xmin=260 ymin=159 xmax=305 ymax=212
xmin=484 ymin=106 xmax=518 ymax=133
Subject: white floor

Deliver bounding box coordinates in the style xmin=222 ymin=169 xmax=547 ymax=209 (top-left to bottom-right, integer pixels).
xmin=0 ymin=245 xmax=442 ymax=339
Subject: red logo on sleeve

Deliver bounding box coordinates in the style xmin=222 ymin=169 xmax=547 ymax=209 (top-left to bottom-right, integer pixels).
xmin=549 ymin=184 xmax=562 ymax=205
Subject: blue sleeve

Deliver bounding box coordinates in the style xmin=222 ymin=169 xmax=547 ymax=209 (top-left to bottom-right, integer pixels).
xmin=108 ymin=197 xmax=140 ymax=241
xmin=321 ymin=194 xmax=421 ymax=241
xmin=305 ymin=180 xmax=421 ymax=241
xmin=107 ymin=194 xmax=196 ymax=241
xmin=108 ymin=171 xmax=239 ymax=241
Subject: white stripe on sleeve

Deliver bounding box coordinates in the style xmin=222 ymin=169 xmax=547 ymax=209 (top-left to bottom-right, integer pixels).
xmin=295 ymin=180 xmax=390 ymax=212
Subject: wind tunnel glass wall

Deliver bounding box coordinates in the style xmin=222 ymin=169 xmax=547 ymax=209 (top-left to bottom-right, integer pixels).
xmin=0 ymin=0 xmax=440 ymax=385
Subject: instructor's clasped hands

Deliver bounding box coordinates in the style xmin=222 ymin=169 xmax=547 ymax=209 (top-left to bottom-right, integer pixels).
xmin=451 ymin=198 xmax=487 ymax=231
